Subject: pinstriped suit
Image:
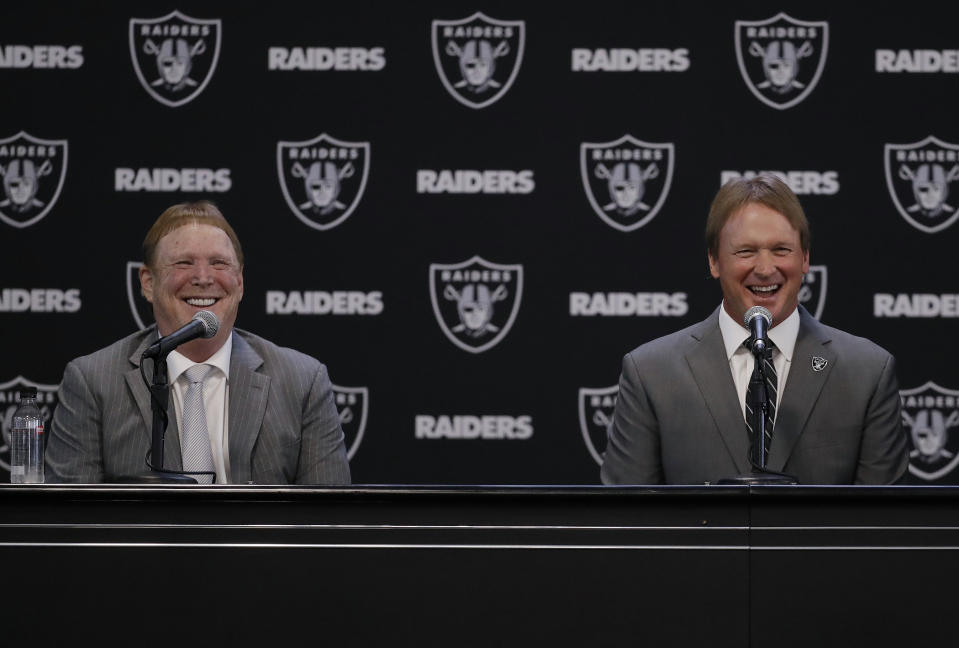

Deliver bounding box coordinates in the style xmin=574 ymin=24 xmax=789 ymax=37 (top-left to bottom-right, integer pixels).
xmin=45 ymin=327 xmax=351 ymax=485
xmin=600 ymin=306 xmax=909 ymax=485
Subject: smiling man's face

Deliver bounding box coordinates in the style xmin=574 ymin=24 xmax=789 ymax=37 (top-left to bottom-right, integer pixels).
xmin=140 ymin=223 xmax=243 ymax=358
xmin=708 ymin=202 xmax=809 ymax=327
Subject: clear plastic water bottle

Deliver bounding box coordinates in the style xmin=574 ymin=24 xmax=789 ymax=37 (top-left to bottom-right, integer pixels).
xmin=10 ymin=387 xmax=44 ymax=484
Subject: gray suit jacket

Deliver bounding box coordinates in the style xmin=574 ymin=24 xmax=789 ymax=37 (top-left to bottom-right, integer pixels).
xmin=46 ymin=327 xmax=351 ymax=485
xmin=601 ymin=306 xmax=908 ymax=485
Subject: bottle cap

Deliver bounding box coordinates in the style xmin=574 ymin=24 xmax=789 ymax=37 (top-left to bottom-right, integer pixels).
xmin=18 ymin=386 xmax=37 ymax=399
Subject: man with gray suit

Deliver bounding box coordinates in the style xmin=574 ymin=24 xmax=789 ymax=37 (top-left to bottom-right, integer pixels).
xmin=601 ymin=174 xmax=908 ymax=485
xmin=46 ymin=201 xmax=351 ymax=484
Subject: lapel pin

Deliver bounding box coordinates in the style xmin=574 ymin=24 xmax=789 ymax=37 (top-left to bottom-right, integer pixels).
xmin=811 ymin=356 xmax=828 ymax=372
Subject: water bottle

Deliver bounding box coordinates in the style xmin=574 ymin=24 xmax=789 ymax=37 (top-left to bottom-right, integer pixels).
xmin=10 ymin=387 xmax=44 ymax=484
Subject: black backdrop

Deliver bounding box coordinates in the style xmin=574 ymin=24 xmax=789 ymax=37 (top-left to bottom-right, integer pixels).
xmin=2 ymin=1 xmax=957 ymax=485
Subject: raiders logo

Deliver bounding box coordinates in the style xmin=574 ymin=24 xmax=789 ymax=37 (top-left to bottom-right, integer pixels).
xmin=578 ymin=386 xmax=617 ymax=465
xmin=798 ymin=265 xmax=827 ymax=320
xmin=126 ymin=261 xmax=153 ymax=329
xmin=900 ymin=382 xmax=959 ymax=481
xmin=884 ymin=136 xmax=959 ymax=234
xmin=277 ymin=133 xmax=370 ymax=231
xmin=735 ymin=13 xmax=829 ymax=110
xmin=0 ymin=131 xmax=67 ymax=229
xmin=332 ymin=384 xmax=368 ymax=461
xmin=580 ymin=135 xmax=675 ymax=232
xmin=429 ymin=256 xmax=523 ymax=354
xmin=431 ymin=12 xmax=525 ymax=109
xmin=129 ymin=10 xmax=222 ymax=107
xmin=0 ymin=376 xmax=59 ymax=474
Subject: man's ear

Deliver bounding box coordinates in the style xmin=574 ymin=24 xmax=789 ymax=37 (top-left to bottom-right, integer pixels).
xmin=139 ymin=265 xmax=155 ymax=303
xmin=708 ymin=252 xmax=720 ymax=279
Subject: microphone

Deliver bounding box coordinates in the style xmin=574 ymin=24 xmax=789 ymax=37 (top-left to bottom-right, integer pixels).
xmin=743 ymin=306 xmax=772 ymax=355
xmin=142 ymin=310 xmax=219 ymax=359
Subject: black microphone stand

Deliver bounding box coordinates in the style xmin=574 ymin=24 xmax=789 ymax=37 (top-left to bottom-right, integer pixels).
xmin=113 ymin=350 xmax=197 ymax=484
xmin=718 ymin=342 xmax=797 ymax=485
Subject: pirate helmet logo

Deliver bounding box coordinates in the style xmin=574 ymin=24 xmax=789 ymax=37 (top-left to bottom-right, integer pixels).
xmin=0 ymin=131 xmax=68 ymax=229
xmin=332 ymin=384 xmax=368 ymax=461
xmin=277 ymin=133 xmax=371 ymax=231
xmin=432 ymin=12 xmax=525 ymax=109
xmin=580 ymin=135 xmax=675 ymax=232
xmin=129 ymin=10 xmax=222 ymax=107
xmin=430 ymin=256 xmax=523 ymax=353
xmin=884 ymin=136 xmax=959 ymax=233
xmin=126 ymin=261 xmax=153 ymax=330
xmin=798 ymin=265 xmax=827 ymax=320
xmin=0 ymin=376 xmax=59 ymax=475
xmin=900 ymin=381 xmax=959 ymax=481
xmin=735 ymin=13 xmax=829 ymax=110
xmin=578 ymin=385 xmax=618 ymax=465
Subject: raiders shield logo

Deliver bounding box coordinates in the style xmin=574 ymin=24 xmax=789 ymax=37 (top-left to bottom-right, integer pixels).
xmin=0 ymin=376 xmax=59 ymax=475
xmin=735 ymin=13 xmax=829 ymax=110
xmin=126 ymin=261 xmax=153 ymax=329
xmin=129 ymin=10 xmax=222 ymax=107
xmin=429 ymin=255 xmax=523 ymax=353
xmin=578 ymin=386 xmax=617 ymax=465
xmin=900 ymin=382 xmax=959 ymax=481
xmin=798 ymin=265 xmax=827 ymax=320
xmin=581 ymin=135 xmax=675 ymax=232
xmin=431 ymin=12 xmax=525 ymax=109
xmin=277 ymin=133 xmax=370 ymax=231
xmin=0 ymin=131 xmax=67 ymax=229
xmin=884 ymin=136 xmax=959 ymax=234
xmin=332 ymin=384 xmax=368 ymax=461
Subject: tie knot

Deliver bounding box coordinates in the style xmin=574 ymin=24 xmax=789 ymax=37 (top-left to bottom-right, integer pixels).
xmin=184 ymin=364 xmax=212 ymax=385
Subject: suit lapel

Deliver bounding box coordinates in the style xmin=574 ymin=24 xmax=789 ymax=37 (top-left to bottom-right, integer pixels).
xmin=767 ymin=307 xmax=835 ymax=472
xmin=123 ymin=327 xmax=182 ymax=470
xmin=227 ymin=333 xmax=270 ymax=484
xmin=685 ymin=310 xmax=752 ymax=475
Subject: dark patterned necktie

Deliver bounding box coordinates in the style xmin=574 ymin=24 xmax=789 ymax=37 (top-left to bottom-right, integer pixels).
xmin=744 ymin=341 xmax=778 ymax=467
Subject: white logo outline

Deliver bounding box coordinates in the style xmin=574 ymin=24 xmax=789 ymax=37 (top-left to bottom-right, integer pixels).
xmin=429 ymin=255 xmax=524 ymax=354
xmin=0 ymin=131 xmax=68 ymax=229
xmin=128 ymin=10 xmax=222 ymax=108
xmin=580 ymin=135 xmax=675 ymax=232
xmin=276 ymin=132 xmax=371 ymax=231
xmin=431 ymin=11 xmax=526 ymax=110
xmin=734 ymin=12 xmax=829 ymax=110
xmin=884 ymin=135 xmax=959 ymax=234
xmin=900 ymin=381 xmax=959 ymax=481
xmin=332 ymin=383 xmax=368 ymax=461
xmin=578 ymin=385 xmax=618 ymax=466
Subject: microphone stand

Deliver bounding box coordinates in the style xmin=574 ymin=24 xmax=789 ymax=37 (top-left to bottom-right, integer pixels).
xmin=718 ymin=342 xmax=797 ymax=485
xmin=112 ymin=350 xmax=197 ymax=484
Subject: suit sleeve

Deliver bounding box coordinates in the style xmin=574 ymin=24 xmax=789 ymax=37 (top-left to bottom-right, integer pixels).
xmin=600 ymin=352 xmax=664 ymax=484
xmin=45 ymin=360 xmax=105 ymax=483
xmin=854 ymin=353 xmax=909 ymax=485
xmin=295 ymin=362 xmax=352 ymax=485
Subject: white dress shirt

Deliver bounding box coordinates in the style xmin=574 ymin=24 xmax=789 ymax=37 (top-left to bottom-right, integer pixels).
xmin=717 ymin=304 xmax=800 ymax=424
xmin=166 ymin=332 xmax=233 ymax=484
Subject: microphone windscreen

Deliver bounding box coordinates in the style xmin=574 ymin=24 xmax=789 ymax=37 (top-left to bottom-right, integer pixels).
xmin=192 ymin=310 xmax=220 ymax=338
xmin=743 ymin=305 xmax=772 ymax=327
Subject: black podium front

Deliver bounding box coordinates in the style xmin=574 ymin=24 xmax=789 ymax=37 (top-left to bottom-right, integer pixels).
xmin=2 ymin=485 xmax=957 ymax=647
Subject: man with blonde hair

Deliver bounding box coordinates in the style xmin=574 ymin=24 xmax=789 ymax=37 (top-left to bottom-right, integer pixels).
xmin=601 ymin=174 xmax=908 ymax=485
xmin=46 ymin=201 xmax=350 ymax=484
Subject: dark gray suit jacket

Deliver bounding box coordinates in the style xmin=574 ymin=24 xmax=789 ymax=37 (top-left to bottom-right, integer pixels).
xmin=46 ymin=327 xmax=351 ymax=485
xmin=601 ymin=306 xmax=908 ymax=485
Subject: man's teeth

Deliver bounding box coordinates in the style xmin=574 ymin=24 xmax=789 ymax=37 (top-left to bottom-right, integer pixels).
xmin=186 ymin=298 xmax=216 ymax=306
xmin=750 ymin=285 xmax=779 ymax=293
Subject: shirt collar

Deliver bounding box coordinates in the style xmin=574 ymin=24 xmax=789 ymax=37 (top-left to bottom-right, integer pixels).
xmin=717 ymin=303 xmax=800 ymax=362
xmin=166 ymin=332 xmax=234 ymax=383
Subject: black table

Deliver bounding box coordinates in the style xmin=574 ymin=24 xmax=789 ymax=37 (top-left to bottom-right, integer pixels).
xmin=2 ymin=485 xmax=956 ymax=647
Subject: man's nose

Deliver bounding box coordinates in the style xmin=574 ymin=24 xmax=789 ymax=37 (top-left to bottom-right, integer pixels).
xmin=754 ymin=250 xmax=776 ymax=275
xmin=190 ymin=262 xmax=215 ymax=283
